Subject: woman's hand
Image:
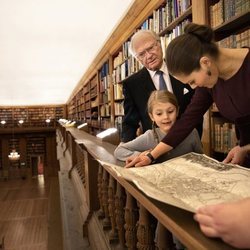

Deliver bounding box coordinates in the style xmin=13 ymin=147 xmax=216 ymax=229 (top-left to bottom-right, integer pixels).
xmin=194 ymin=198 xmax=250 ymax=249
xmin=223 ymin=145 xmax=250 ymax=165
xmin=125 ymin=155 xmax=137 ymax=166
xmin=125 ymin=150 xmax=151 ymax=168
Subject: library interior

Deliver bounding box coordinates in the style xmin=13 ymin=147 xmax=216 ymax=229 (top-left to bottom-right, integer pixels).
xmin=0 ymin=0 xmax=249 ymax=249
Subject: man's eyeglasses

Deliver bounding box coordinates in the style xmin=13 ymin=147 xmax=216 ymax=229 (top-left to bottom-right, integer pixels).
xmin=135 ymin=41 xmax=159 ymax=60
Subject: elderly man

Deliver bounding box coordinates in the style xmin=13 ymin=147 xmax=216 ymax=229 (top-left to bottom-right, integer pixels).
xmin=121 ymin=29 xmax=203 ymax=142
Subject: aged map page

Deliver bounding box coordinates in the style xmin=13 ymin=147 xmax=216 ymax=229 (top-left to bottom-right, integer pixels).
xmin=101 ymin=153 xmax=250 ymax=212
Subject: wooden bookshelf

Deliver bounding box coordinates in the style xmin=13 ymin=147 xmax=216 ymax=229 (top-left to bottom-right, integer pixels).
xmin=0 ymin=105 xmax=66 ymax=129
xmin=0 ymin=130 xmax=59 ymax=179
xmin=0 ymin=140 xmax=2 ymax=170
xmin=0 ymin=104 xmax=65 ymax=177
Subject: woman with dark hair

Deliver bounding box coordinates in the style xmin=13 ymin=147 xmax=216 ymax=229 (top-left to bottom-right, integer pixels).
xmin=124 ymin=23 xmax=250 ymax=248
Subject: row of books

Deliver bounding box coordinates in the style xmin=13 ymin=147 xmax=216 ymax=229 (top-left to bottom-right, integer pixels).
xmin=91 ymin=98 xmax=98 ymax=108
xmin=74 ymin=103 xmax=124 ymax=120
xmin=0 ymin=107 xmax=63 ymax=116
xmin=113 ymin=83 xmax=123 ymax=100
xmin=112 ymin=57 xmax=142 ymax=84
xmin=90 ymin=86 xmax=98 ymax=98
xmin=100 ymin=104 xmax=111 ymax=117
xmin=113 ymin=51 xmax=126 ymax=69
xmin=99 ymin=76 xmax=111 ymax=92
xmin=8 ymin=139 xmax=19 ymax=149
xmin=85 ymin=110 xmax=91 ymax=118
xmin=213 ymin=123 xmax=238 ymax=153
xmin=73 ymin=99 xmax=124 ymax=119
xmin=83 ymin=85 xmax=89 ymax=94
xmin=210 ymin=0 xmax=249 ymax=28
xmin=114 ymin=103 xmax=124 ymax=116
xmin=101 ymin=118 xmax=112 ymax=130
xmin=90 ymin=75 xmax=98 ymax=89
xmin=218 ymin=28 xmax=250 ymax=48
xmin=100 ymin=62 xmax=109 ymax=78
xmin=114 ymin=116 xmax=123 ymax=138
xmin=161 ymin=19 xmax=191 ymax=54
xmin=91 ymin=120 xmax=99 ymax=128
xmin=0 ymin=110 xmax=64 ymax=128
xmin=141 ymin=0 xmax=191 ymax=34
xmin=99 ymin=89 xmax=111 ymax=104
xmin=113 ymin=41 xmax=139 ymax=69
xmin=85 ymin=101 xmax=91 ymax=110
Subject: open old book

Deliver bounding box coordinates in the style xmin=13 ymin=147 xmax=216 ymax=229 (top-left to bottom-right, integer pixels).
xmin=100 ymin=152 xmax=250 ymax=212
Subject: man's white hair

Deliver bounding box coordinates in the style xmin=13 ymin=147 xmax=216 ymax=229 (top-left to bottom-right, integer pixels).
xmin=130 ymin=29 xmax=160 ymax=57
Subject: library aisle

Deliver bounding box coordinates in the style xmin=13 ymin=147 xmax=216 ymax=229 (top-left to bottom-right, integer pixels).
xmin=0 ymin=176 xmax=63 ymax=250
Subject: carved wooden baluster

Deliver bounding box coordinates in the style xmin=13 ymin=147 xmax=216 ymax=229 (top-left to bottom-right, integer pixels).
xmin=97 ymin=164 xmax=105 ymax=219
xmin=124 ymin=192 xmax=138 ymax=249
xmin=137 ymin=204 xmax=156 ymax=250
xmin=80 ymin=157 xmax=85 ymax=185
xmin=115 ymin=183 xmax=126 ymax=247
xmin=155 ymin=222 xmax=175 ymax=250
xmin=102 ymin=169 xmax=111 ymax=229
xmin=108 ymin=175 xmax=118 ymax=243
xmin=81 ymin=161 xmax=86 ymax=187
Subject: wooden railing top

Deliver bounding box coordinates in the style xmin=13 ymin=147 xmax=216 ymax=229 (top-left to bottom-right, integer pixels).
xmin=63 ymin=126 xmax=238 ymax=250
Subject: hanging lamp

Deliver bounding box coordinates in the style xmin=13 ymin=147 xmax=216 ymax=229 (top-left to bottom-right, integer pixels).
xmin=8 ymin=149 xmax=20 ymax=161
xmin=8 ymin=112 xmax=20 ymax=161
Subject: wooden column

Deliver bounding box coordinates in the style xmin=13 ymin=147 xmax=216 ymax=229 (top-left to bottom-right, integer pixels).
xmin=192 ymin=0 xmax=208 ymax=24
xmin=137 ymin=204 xmax=156 ymax=249
xmin=115 ymin=183 xmax=126 ymax=248
xmin=108 ymin=175 xmax=118 ymax=242
xmin=84 ymin=150 xmax=99 ymax=211
xmin=101 ymin=169 xmax=111 ymax=229
xmin=97 ymin=164 xmax=105 ymax=218
xmin=155 ymin=222 xmax=175 ymax=250
xmin=124 ymin=193 xmax=139 ymax=249
xmin=19 ymin=137 xmax=28 ymax=178
xmin=2 ymin=138 xmax=10 ymax=179
xmin=45 ymin=134 xmax=59 ymax=177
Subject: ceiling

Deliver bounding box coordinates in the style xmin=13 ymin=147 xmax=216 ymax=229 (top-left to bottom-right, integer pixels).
xmin=0 ymin=0 xmax=133 ymax=106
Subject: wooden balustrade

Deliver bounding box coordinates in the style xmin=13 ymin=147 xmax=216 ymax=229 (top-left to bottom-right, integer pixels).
xmin=57 ymin=125 xmax=238 ymax=250
xmin=115 ymin=182 xmax=126 ymax=247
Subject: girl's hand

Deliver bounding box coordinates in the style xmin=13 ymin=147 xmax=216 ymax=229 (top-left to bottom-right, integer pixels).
xmin=125 ymin=155 xmax=136 ymax=166
xmin=125 ymin=150 xmax=152 ymax=168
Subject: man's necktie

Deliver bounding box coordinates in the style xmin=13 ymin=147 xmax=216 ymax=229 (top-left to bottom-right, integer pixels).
xmin=157 ymin=70 xmax=167 ymax=90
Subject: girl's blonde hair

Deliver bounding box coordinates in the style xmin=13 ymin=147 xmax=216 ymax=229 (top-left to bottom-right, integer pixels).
xmin=147 ymin=90 xmax=179 ymax=115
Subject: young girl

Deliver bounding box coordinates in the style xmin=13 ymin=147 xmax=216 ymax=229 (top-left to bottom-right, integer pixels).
xmin=114 ymin=90 xmax=203 ymax=249
xmin=114 ymin=90 xmax=203 ymax=163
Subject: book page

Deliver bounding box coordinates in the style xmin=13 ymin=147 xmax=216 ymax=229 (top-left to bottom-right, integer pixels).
xmin=99 ymin=153 xmax=250 ymax=212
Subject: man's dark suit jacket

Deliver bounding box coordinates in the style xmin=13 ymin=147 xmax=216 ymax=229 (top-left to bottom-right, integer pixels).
xmin=122 ymin=67 xmax=203 ymax=142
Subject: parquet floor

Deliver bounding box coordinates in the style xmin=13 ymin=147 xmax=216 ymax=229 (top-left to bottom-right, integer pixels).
xmin=0 ymin=175 xmax=63 ymax=250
